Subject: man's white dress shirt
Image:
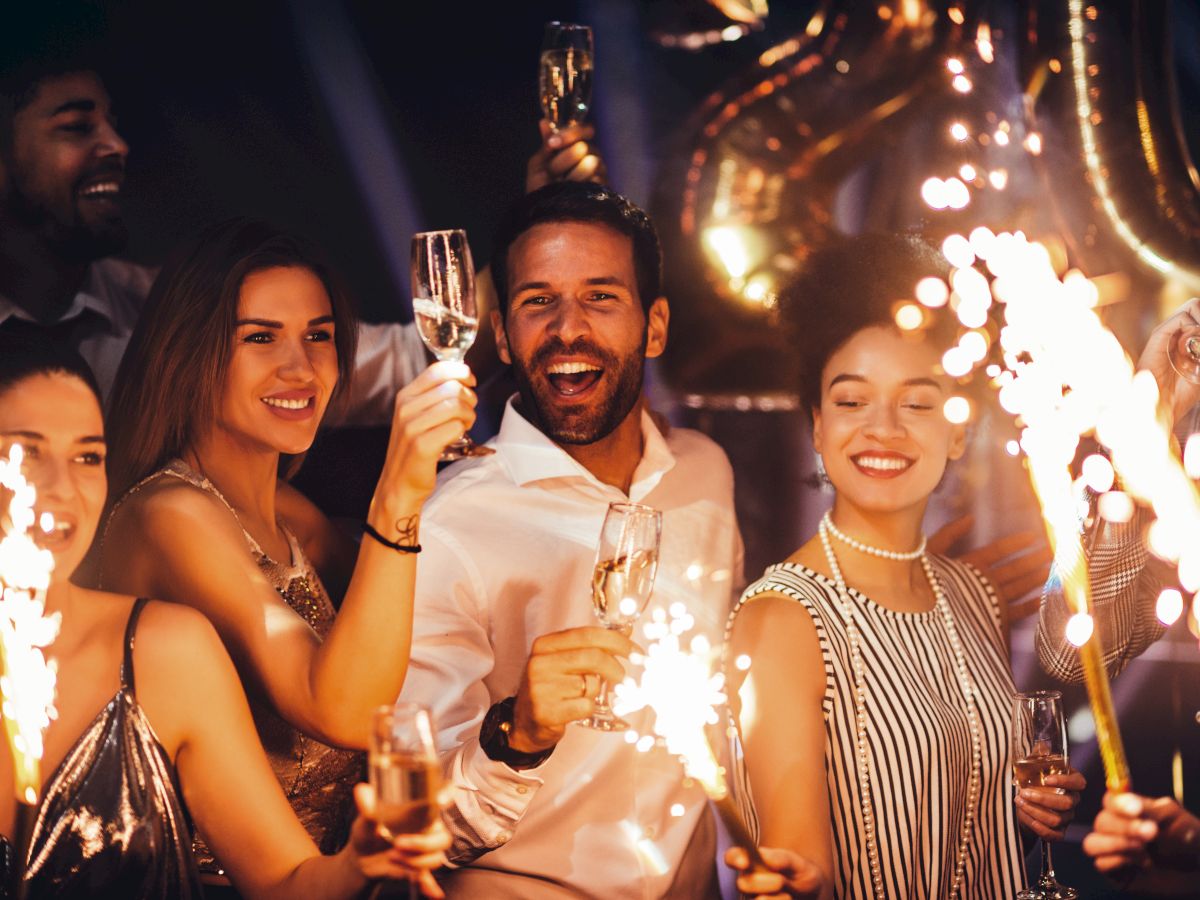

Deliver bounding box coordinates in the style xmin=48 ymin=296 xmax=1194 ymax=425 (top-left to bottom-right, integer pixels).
xmin=400 ymin=399 xmax=743 ymax=899
xmin=0 ymin=257 xmax=426 ymax=424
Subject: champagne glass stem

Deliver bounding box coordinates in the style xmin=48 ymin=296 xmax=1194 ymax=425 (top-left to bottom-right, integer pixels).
xmin=1038 ymin=839 xmax=1055 ymax=889
xmin=593 ymin=678 xmax=614 ymax=719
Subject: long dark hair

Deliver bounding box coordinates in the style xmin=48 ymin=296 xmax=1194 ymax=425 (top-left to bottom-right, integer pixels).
xmin=106 ymin=218 xmax=357 ymax=497
xmin=0 ymin=330 xmax=102 ymax=402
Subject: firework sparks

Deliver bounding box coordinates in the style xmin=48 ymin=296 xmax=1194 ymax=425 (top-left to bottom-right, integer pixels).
xmin=0 ymin=444 xmax=61 ymax=808
xmin=930 ymin=231 xmax=1147 ymax=789
xmin=613 ymin=607 xmax=766 ymax=868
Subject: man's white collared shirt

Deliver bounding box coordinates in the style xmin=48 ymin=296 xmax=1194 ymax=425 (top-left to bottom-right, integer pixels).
xmin=400 ymin=399 xmax=743 ymax=899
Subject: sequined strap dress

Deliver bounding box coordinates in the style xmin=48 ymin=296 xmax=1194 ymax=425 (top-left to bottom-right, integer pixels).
xmin=0 ymin=598 xmax=203 ymax=899
xmin=107 ymin=460 xmax=363 ymax=878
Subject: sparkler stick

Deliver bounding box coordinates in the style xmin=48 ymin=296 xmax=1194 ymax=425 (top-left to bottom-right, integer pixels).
xmin=613 ymin=608 xmax=767 ymax=870
xmin=0 ymin=445 xmax=60 ymax=896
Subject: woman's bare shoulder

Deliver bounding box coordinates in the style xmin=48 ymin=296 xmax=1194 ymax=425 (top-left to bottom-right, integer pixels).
xmin=108 ymin=476 xmax=242 ymax=548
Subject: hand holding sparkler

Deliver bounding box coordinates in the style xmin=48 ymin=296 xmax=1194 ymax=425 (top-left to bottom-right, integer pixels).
xmin=1083 ymin=792 xmax=1200 ymax=877
xmin=725 ymin=846 xmax=824 ymax=898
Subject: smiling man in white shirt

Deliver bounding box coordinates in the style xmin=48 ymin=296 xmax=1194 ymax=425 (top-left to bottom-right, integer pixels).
xmin=399 ymin=182 xmax=742 ymax=898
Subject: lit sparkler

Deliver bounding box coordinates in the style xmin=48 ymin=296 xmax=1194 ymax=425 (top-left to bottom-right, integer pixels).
xmin=0 ymin=444 xmax=61 ymax=893
xmin=613 ymin=607 xmax=766 ymax=870
xmin=932 ymin=232 xmax=1152 ymax=790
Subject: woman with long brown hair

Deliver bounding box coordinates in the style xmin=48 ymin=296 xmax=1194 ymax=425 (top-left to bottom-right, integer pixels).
xmin=0 ymin=332 xmax=449 ymax=899
xmin=101 ymin=219 xmax=474 ymax=883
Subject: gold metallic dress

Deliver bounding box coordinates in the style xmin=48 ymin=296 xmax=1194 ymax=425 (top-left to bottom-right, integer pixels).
xmin=109 ymin=460 xmax=363 ymax=879
xmin=1 ymin=598 xmax=203 ymax=899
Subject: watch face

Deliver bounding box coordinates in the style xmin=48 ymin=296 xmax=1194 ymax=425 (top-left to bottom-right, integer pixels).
xmin=480 ymin=698 xmax=514 ymax=756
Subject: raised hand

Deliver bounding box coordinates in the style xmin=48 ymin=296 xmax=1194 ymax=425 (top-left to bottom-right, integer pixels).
xmin=374 ymin=360 xmax=477 ymax=511
xmin=526 ymin=120 xmax=607 ymax=193
xmin=1137 ymin=297 xmax=1200 ymax=429
xmin=509 ymin=626 xmax=634 ymax=753
xmin=724 ymin=845 xmax=825 ymax=899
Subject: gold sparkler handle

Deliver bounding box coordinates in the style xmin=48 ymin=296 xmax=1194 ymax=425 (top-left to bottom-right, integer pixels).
xmin=1077 ymin=636 xmax=1132 ymax=792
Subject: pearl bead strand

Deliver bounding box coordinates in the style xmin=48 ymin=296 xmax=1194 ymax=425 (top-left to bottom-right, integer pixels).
xmin=819 ymin=512 xmax=982 ymax=899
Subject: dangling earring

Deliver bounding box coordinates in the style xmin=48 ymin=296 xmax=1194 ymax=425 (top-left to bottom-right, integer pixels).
xmin=813 ymin=452 xmax=832 ymax=490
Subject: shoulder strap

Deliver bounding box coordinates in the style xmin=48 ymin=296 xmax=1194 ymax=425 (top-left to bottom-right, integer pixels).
xmin=120 ymin=598 xmax=151 ymax=696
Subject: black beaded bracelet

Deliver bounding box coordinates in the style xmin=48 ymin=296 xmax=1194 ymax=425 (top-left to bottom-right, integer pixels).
xmin=362 ymin=522 xmax=421 ymax=554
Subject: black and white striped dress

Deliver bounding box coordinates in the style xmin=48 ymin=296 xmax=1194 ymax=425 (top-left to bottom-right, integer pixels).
xmin=730 ymin=556 xmax=1025 ymax=899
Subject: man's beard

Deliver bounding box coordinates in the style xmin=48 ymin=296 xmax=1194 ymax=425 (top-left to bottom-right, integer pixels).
xmin=4 ymin=165 xmax=128 ymax=262
xmin=511 ymin=334 xmax=646 ymax=445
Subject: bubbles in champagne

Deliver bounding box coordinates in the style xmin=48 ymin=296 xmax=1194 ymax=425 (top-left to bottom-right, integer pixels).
xmin=369 ymin=751 xmax=441 ymax=838
xmin=592 ymin=549 xmax=658 ymax=630
xmin=412 ymin=297 xmax=479 ymax=361
xmin=539 ymin=48 xmax=593 ymax=130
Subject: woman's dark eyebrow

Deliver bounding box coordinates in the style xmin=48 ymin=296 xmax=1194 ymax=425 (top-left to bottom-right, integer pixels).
xmin=0 ymin=429 xmax=43 ymax=440
xmin=828 ymin=374 xmax=944 ymax=390
xmin=828 ymin=374 xmax=866 ymax=388
xmin=903 ymin=377 xmax=943 ymax=389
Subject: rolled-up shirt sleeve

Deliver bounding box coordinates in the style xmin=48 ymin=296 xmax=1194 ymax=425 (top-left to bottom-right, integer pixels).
xmin=1035 ymin=509 xmax=1170 ymax=683
xmin=325 ymin=320 xmax=428 ymax=427
xmin=398 ymin=521 xmax=546 ymax=864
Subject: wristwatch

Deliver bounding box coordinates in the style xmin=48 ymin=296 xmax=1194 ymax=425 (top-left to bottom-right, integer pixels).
xmin=479 ymin=696 xmax=554 ymax=770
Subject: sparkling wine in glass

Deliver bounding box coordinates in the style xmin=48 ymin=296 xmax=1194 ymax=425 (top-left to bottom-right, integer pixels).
xmin=1168 ymin=323 xmax=1200 ymax=385
xmin=539 ymin=22 xmax=593 ymax=131
xmin=411 ymin=229 xmax=493 ymax=460
xmin=369 ymin=702 xmax=442 ymax=841
xmin=1012 ymin=690 xmax=1077 ymax=900
xmin=584 ymin=501 xmax=661 ymax=731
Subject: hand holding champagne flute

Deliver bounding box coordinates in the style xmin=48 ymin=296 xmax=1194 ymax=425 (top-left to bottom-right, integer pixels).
xmin=411 ymin=229 xmax=492 ymax=460
xmin=369 ymin=703 xmax=447 ymax=898
xmin=1012 ymin=691 xmax=1078 ymax=900
xmin=584 ymin=502 xmax=661 ymax=730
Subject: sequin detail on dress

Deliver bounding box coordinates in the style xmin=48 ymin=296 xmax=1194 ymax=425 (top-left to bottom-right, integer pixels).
xmin=107 ymin=461 xmax=363 ymax=874
xmin=0 ymin=599 xmax=202 ymax=899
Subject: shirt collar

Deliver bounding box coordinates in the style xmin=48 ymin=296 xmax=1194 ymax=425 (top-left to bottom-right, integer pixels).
xmin=494 ymin=397 xmax=676 ymax=500
xmin=0 ymin=262 xmax=118 ymax=329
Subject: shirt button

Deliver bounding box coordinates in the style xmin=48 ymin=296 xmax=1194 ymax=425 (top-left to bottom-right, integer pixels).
xmin=516 ymin=785 xmax=529 ymax=795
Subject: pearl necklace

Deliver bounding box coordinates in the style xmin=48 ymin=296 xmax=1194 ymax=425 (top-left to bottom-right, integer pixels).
xmin=819 ymin=513 xmax=982 ymax=899
xmin=821 ymin=511 xmax=927 ymax=560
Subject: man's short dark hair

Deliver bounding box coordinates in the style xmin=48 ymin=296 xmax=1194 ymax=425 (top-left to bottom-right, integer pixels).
xmin=490 ymin=182 xmax=662 ymax=316
xmin=0 ymin=17 xmax=105 ymax=154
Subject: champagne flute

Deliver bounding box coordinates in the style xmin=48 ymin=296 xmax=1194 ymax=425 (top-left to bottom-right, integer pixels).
xmin=369 ymin=702 xmax=442 ymax=899
xmin=1167 ymin=322 xmax=1200 ymax=385
xmin=1012 ymin=690 xmax=1077 ymax=900
xmin=538 ymin=22 xmax=594 ymax=131
xmin=411 ymin=229 xmax=493 ymax=460
xmin=584 ymin=501 xmax=661 ymax=730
